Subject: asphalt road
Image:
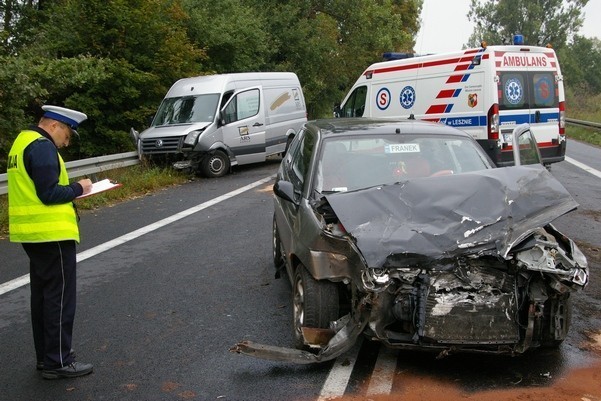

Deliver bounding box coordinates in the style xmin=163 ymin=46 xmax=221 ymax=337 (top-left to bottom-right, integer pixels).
xmin=0 ymin=140 xmax=600 ymax=401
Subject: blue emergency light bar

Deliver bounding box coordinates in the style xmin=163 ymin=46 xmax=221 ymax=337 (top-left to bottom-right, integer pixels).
xmin=382 ymin=52 xmax=415 ymax=61
xmin=513 ymin=34 xmax=524 ymax=45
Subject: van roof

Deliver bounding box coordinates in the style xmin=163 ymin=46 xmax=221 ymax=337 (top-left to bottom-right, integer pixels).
xmin=165 ymin=72 xmax=300 ymax=98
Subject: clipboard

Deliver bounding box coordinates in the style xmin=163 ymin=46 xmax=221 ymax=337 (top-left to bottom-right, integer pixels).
xmin=76 ymin=178 xmax=122 ymax=199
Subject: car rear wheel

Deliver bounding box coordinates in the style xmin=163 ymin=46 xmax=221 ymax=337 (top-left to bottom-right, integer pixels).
xmin=272 ymin=215 xmax=285 ymax=273
xmin=292 ymin=264 xmax=339 ymax=349
xmin=201 ymin=150 xmax=230 ymax=178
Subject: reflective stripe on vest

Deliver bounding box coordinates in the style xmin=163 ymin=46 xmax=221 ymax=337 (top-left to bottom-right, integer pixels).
xmin=7 ymin=130 xmax=80 ymax=243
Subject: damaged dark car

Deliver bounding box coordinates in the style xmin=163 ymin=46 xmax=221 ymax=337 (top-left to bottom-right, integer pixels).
xmin=232 ymin=118 xmax=588 ymax=364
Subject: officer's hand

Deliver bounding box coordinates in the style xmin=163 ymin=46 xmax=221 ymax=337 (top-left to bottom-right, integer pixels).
xmin=78 ymin=178 xmax=93 ymax=195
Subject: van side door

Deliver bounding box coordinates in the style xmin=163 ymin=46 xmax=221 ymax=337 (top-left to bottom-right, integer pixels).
xmin=220 ymin=86 xmax=266 ymax=165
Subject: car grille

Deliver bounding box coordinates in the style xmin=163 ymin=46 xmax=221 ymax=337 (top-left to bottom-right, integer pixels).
xmin=140 ymin=136 xmax=184 ymax=154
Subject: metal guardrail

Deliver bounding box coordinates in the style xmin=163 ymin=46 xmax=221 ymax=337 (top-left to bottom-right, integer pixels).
xmin=566 ymin=117 xmax=601 ymax=129
xmin=0 ymin=151 xmax=140 ymax=196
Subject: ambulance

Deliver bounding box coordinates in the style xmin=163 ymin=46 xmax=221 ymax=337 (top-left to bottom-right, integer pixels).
xmin=336 ymin=35 xmax=566 ymax=166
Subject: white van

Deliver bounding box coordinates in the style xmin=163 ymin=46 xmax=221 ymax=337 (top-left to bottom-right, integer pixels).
xmin=337 ymin=37 xmax=566 ymax=166
xmin=131 ymin=72 xmax=307 ymax=177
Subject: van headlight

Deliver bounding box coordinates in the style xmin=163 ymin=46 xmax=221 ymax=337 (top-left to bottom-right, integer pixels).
xmin=183 ymin=129 xmax=204 ymax=146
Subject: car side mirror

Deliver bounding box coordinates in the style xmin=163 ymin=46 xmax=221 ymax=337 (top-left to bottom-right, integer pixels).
xmin=273 ymin=180 xmax=299 ymax=205
xmin=511 ymin=123 xmax=542 ymax=166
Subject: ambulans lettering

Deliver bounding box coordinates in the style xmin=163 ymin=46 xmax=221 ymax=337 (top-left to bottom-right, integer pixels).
xmin=7 ymin=154 xmax=18 ymax=170
xmin=400 ymin=86 xmax=415 ymax=109
xmin=376 ymin=88 xmax=391 ymax=110
xmin=502 ymin=55 xmax=547 ymax=68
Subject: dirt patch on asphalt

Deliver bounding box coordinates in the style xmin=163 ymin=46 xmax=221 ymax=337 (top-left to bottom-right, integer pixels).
xmin=336 ymin=360 xmax=601 ymax=401
xmin=579 ymin=209 xmax=601 ymax=223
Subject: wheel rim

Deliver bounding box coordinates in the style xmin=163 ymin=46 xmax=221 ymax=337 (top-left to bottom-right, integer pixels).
xmin=208 ymin=155 xmax=225 ymax=175
xmin=293 ymin=274 xmax=305 ymax=340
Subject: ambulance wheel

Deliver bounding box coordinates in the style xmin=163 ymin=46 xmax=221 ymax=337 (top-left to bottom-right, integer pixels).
xmin=201 ymin=150 xmax=230 ymax=178
xmin=292 ymin=264 xmax=339 ymax=349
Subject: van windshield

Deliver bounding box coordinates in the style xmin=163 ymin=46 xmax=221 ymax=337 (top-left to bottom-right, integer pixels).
xmin=152 ymin=94 xmax=220 ymax=126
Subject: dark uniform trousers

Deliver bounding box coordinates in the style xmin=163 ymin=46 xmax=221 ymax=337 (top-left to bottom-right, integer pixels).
xmin=22 ymin=240 xmax=77 ymax=369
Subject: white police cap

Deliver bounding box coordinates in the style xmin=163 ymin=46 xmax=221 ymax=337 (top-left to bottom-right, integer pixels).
xmin=42 ymin=105 xmax=87 ymax=137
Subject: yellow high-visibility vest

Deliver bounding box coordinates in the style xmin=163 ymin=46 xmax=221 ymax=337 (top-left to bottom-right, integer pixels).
xmin=7 ymin=130 xmax=80 ymax=243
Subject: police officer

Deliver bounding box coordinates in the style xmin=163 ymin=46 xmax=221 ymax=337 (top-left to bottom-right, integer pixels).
xmin=7 ymin=105 xmax=94 ymax=379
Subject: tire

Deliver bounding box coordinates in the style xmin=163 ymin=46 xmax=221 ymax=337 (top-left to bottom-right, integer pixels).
xmin=200 ymin=150 xmax=230 ymax=178
xmin=283 ymin=135 xmax=294 ymax=156
xmin=272 ymin=215 xmax=285 ymax=273
xmin=540 ymin=295 xmax=572 ymax=348
xmin=292 ymin=264 xmax=339 ymax=349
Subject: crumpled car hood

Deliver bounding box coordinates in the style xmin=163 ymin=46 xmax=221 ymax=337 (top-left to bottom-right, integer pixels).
xmin=324 ymin=165 xmax=578 ymax=268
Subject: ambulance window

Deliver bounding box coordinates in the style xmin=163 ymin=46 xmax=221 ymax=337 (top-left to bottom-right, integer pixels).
xmin=531 ymin=72 xmax=557 ymax=108
xmin=500 ymin=73 xmax=527 ymax=109
xmin=341 ymin=86 xmax=367 ymax=117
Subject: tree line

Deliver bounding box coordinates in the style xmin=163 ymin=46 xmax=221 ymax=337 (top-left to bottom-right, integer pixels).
xmin=0 ymin=0 xmax=599 ymax=170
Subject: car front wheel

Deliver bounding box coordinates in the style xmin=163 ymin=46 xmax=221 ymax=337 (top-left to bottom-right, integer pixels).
xmin=292 ymin=264 xmax=339 ymax=349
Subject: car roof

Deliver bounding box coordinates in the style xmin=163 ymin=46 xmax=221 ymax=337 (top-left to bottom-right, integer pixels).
xmin=305 ymin=118 xmax=473 ymax=139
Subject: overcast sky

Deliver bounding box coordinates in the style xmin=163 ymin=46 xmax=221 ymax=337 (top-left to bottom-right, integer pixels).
xmin=415 ymin=0 xmax=601 ymax=54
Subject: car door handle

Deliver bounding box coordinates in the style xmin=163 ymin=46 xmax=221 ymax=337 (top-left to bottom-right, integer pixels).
xmin=253 ymin=122 xmax=264 ymax=127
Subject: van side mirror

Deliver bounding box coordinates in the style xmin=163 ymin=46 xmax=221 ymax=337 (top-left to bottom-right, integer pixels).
xmin=217 ymin=110 xmax=226 ymax=127
xmin=273 ymin=180 xmax=300 ymax=205
xmin=511 ymin=123 xmax=542 ymax=166
xmin=333 ymin=104 xmax=341 ymax=118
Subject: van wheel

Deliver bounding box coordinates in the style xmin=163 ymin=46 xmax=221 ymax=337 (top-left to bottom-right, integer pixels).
xmin=292 ymin=264 xmax=339 ymax=349
xmin=283 ymin=135 xmax=294 ymax=156
xmin=201 ymin=150 xmax=230 ymax=178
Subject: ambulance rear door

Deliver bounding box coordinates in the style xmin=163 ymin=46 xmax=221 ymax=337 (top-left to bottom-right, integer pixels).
xmin=495 ymin=47 xmax=565 ymax=166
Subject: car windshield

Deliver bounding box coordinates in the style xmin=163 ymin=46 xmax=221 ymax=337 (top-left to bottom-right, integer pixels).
xmin=315 ymin=134 xmax=492 ymax=193
xmin=152 ymin=94 xmax=220 ymax=126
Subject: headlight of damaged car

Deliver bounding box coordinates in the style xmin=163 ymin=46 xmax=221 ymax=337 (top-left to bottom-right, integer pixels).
xmin=183 ymin=129 xmax=205 ymax=146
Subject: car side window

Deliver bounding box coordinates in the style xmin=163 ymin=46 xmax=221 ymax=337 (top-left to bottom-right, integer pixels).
xmin=223 ymin=88 xmax=260 ymax=124
xmin=289 ymin=129 xmax=316 ymax=191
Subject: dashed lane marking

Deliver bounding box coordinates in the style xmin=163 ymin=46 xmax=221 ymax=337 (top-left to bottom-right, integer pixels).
xmin=366 ymin=346 xmax=398 ymax=396
xmin=318 ymin=338 xmax=363 ymax=400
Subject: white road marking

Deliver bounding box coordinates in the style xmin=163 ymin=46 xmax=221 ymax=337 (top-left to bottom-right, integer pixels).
xmin=366 ymin=346 xmax=398 ymax=396
xmin=0 ymin=175 xmax=274 ymax=296
xmin=317 ymin=337 xmax=363 ymax=400
xmin=565 ymin=156 xmax=601 ymax=179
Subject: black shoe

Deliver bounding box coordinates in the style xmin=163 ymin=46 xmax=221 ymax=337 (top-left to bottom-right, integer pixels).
xmin=37 ymin=349 xmax=75 ymax=371
xmin=42 ymin=361 xmax=93 ymax=379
